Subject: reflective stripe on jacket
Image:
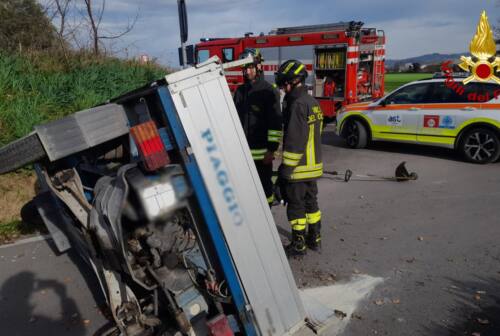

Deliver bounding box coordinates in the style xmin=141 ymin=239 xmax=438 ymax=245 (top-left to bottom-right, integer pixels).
xmin=282 ymin=86 xmax=323 ymax=181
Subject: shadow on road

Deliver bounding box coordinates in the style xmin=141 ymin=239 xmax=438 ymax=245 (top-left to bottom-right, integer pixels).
xmin=423 ymin=276 xmax=500 ymax=336
xmin=322 ymin=129 xmax=463 ymax=162
xmin=45 ymin=237 xmax=109 ymax=313
xmin=0 ymin=271 xmax=86 ymax=336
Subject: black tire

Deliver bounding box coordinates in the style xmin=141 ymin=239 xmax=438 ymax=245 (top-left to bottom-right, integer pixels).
xmin=0 ymin=133 xmax=47 ymax=174
xmin=459 ymin=128 xmax=500 ymax=164
xmin=344 ymin=119 xmax=368 ymax=149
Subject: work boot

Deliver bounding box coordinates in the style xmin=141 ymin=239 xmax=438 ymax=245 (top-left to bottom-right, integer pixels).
xmin=285 ymin=230 xmax=307 ymax=258
xmin=306 ymin=221 xmax=322 ymax=252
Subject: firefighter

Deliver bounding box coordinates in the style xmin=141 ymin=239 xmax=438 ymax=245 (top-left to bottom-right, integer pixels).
xmin=233 ymin=48 xmax=282 ymax=206
xmin=275 ymin=60 xmax=323 ymax=257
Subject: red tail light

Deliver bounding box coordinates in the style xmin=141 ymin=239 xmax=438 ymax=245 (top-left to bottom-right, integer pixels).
xmin=130 ymin=121 xmax=170 ymax=171
xmin=207 ymin=314 xmax=234 ymax=336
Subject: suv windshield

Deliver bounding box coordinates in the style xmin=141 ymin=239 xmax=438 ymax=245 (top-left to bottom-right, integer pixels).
xmin=385 ymin=83 xmax=431 ymax=104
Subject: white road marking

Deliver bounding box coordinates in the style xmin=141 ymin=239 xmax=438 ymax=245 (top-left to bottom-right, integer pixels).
xmin=300 ymin=274 xmax=384 ymax=335
xmin=0 ymin=235 xmax=51 ymax=249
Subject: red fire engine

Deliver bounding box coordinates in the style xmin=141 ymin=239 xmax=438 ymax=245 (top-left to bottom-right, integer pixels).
xmin=194 ymin=22 xmax=386 ymax=118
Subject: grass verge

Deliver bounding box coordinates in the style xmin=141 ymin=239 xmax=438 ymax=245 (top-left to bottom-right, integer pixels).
xmin=0 ymin=50 xmax=168 ymax=241
xmin=0 ymin=170 xmax=44 ymax=243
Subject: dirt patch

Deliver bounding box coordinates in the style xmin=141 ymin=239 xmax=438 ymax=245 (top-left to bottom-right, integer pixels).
xmin=0 ymin=170 xmax=41 ymax=242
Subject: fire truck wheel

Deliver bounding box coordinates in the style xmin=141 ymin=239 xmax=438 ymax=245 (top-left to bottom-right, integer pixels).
xmin=345 ymin=119 xmax=368 ymax=149
xmin=459 ymin=127 xmax=500 ymax=164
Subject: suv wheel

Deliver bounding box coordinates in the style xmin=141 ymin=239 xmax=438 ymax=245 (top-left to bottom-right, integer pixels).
xmin=345 ymin=119 xmax=368 ymax=149
xmin=460 ymin=128 xmax=500 ymax=164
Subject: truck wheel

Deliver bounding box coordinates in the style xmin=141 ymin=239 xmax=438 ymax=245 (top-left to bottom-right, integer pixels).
xmin=459 ymin=128 xmax=500 ymax=164
xmin=0 ymin=133 xmax=47 ymax=174
xmin=345 ymin=119 xmax=368 ymax=149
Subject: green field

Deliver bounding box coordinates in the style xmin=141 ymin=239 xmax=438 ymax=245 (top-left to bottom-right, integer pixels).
xmin=384 ymin=73 xmax=432 ymax=93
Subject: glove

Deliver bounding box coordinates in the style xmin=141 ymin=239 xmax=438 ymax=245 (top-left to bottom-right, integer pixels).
xmin=274 ymin=176 xmax=288 ymax=206
xmin=278 ymin=164 xmax=294 ymax=179
xmin=275 ymin=164 xmax=292 ymax=206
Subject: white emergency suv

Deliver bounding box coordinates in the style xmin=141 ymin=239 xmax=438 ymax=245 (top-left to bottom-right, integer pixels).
xmin=337 ymin=77 xmax=500 ymax=163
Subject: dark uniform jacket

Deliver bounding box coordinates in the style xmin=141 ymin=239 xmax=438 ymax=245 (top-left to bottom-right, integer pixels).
xmin=234 ymin=76 xmax=282 ymax=160
xmin=281 ymin=86 xmax=323 ymax=181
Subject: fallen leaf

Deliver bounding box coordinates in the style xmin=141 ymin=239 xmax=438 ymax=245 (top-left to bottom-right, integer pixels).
xmin=83 ymin=319 xmax=91 ymax=325
xmin=477 ymin=318 xmax=489 ymax=325
xmin=474 ymin=294 xmax=481 ymax=301
xmin=351 ymin=313 xmax=362 ymax=320
xmin=374 ymin=299 xmax=384 ymax=306
xmin=334 ymin=309 xmax=347 ymax=319
xmin=392 ymin=299 xmax=401 ymax=304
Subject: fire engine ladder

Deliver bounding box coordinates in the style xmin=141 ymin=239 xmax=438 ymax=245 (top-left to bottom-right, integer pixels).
xmin=272 ymin=21 xmax=364 ymax=35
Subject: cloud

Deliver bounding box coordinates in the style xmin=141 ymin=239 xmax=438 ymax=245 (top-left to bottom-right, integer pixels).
xmin=38 ymin=0 xmax=500 ymax=66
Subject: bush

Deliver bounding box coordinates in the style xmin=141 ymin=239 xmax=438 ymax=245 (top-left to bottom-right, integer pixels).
xmin=0 ymin=0 xmax=58 ymax=52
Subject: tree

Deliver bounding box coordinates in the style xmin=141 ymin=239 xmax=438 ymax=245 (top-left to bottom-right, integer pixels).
xmin=82 ymin=0 xmax=138 ymax=55
xmin=0 ymin=0 xmax=58 ymax=52
xmin=412 ymin=62 xmax=421 ymax=73
xmin=42 ymin=0 xmax=75 ymax=55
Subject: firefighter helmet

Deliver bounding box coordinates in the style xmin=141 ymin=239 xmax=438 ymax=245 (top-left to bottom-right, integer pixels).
xmin=275 ymin=60 xmax=308 ymax=87
xmin=239 ymin=48 xmax=263 ymax=66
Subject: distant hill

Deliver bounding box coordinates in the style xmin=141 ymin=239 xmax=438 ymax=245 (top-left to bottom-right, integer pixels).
xmin=385 ymin=53 xmax=466 ymax=67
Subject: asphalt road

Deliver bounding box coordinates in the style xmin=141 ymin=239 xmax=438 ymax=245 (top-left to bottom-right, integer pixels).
xmin=1 ymin=125 xmax=499 ymax=335
xmin=0 ymin=236 xmax=108 ymax=336
xmin=274 ymin=125 xmax=500 ymax=336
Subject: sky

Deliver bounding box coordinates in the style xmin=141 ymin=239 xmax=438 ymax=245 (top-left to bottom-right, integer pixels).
xmin=40 ymin=0 xmax=500 ymax=67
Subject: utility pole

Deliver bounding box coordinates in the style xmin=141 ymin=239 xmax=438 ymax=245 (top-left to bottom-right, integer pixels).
xmin=177 ymin=0 xmax=188 ymax=68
